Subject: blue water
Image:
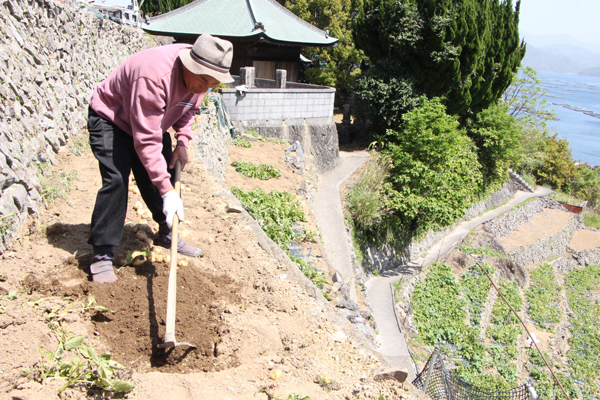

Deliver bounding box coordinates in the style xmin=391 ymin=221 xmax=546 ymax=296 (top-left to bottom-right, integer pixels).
xmin=537 ymin=71 xmax=600 ymax=166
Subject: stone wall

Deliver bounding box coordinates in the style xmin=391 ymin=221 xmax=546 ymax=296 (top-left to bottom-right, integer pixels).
xmin=0 ymin=0 xmax=159 ymax=251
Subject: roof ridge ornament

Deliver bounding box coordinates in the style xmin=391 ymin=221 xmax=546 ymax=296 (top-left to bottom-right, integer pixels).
xmin=253 ymin=21 xmax=265 ymax=32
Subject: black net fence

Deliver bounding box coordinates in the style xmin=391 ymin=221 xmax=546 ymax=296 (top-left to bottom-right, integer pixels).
xmin=412 ymin=350 xmax=535 ymax=400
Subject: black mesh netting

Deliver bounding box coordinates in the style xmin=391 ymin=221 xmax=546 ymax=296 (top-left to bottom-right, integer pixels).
xmin=412 ymin=350 xmax=534 ymax=400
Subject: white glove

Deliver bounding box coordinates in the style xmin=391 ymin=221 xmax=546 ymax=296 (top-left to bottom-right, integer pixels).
xmin=161 ymin=190 xmax=184 ymax=229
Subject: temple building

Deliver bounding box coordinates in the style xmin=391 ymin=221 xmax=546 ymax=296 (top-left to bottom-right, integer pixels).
xmin=142 ymin=0 xmax=338 ymax=81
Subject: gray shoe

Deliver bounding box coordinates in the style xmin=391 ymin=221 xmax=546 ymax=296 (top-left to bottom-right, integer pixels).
xmin=156 ymin=233 xmax=203 ymax=257
xmin=90 ymin=255 xmax=118 ymax=283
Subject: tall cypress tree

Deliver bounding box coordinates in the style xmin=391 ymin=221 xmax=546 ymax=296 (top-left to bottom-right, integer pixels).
xmin=353 ymin=0 xmax=525 ymax=122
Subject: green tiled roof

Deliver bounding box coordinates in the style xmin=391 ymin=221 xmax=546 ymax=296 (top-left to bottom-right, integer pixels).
xmin=143 ymin=0 xmax=338 ymax=47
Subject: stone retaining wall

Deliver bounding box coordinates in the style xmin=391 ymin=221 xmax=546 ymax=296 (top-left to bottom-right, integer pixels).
xmin=0 ymin=0 xmax=159 ymax=251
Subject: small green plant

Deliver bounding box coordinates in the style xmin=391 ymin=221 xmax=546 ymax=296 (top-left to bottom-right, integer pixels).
xmin=314 ymin=374 xmax=340 ymax=391
xmin=231 ymin=160 xmax=281 ymax=180
xmin=460 ymin=263 xmax=494 ymax=326
xmin=0 ymin=212 xmax=15 ymax=242
xmin=233 ymin=137 xmax=252 ymax=148
xmin=289 ymin=255 xmax=327 ymax=287
xmin=231 ymin=187 xmax=305 ymax=249
xmin=346 ymin=155 xmax=389 ymax=228
xmin=34 ymin=327 xmax=134 ymax=394
xmin=298 ymin=229 xmax=320 ymax=243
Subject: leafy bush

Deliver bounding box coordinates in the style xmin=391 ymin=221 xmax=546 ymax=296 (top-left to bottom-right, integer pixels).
xmin=533 ymin=133 xmax=577 ymax=189
xmin=382 ymin=97 xmax=483 ymax=232
xmin=231 ymin=187 xmax=305 ymax=249
xmin=525 ymin=264 xmax=562 ymax=332
xmin=566 ymin=163 xmax=600 ymax=212
xmin=231 ymin=160 xmax=281 ymax=180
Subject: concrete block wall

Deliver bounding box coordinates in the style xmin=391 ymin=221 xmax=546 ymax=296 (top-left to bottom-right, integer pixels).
xmin=220 ymin=87 xmax=336 ymax=123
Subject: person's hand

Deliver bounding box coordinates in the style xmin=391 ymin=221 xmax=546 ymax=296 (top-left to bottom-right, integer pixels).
xmin=161 ymin=190 xmax=184 ymax=228
xmin=170 ymin=145 xmax=189 ymax=170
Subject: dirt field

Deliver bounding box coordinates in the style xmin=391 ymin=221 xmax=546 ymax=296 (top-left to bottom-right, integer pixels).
xmin=0 ymin=132 xmax=426 ymax=399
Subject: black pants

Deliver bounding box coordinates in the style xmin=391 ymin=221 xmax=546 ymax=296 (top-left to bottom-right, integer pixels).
xmin=87 ymin=107 xmax=173 ymax=248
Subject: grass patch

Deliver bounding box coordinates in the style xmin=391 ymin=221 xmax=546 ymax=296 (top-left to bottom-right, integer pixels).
xmin=346 ymin=156 xmax=389 ymax=229
xmin=37 ymin=161 xmax=80 ymax=206
xmin=233 ymin=137 xmax=252 ymax=148
xmin=582 ymin=212 xmax=600 ymax=229
xmin=525 ymin=264 xmax=562 ymax=332
xmin=69 ymin=134 xmax=89 ymax=156
xmin=549 ymin=191 xmax=584 ymax=205
xmin=231 ymin=160 xmax=281 ymax=180
xmin=0 ymin=212 xmax=15 ymax=244
xmin=459 ymin=245 xmax=504 ymax=258
xmin=231 ymin=187 xmax=305 ymax=249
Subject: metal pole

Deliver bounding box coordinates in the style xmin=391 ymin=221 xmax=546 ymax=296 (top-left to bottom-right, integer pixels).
xmin=423 ymin=349 xmax=438 ymax=393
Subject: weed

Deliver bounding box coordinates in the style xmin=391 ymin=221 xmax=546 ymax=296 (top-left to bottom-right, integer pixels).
xmin=37 ymin=162 xmax=80 ymax=206
xmin=233 ymin=137 xmax=252 ymax=148
xmin=231 ymin=160 xmax=281 ymax=180
xmin=314 ymin=375 xmax=340 ymax=391
xmin=525 ymin=264 xmax=562 ymax=332
xmin=0 ymin=212 xmax=15 ymax=243
xmin=231 ymin=187 xmax=305 ymax=249
xmin=289 ymin=255 xmax=327 ymax=287
xmin=33 ymin=325 xmax=134 ymax=394
xmin=69 ymin=134 xmax=89 ymax=156
xmin=298 ymin=229 xmax=320 ymax=243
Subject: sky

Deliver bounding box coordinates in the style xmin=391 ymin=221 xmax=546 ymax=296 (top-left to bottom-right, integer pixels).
xmin=519 ymin=0 xmax=600 ymax=46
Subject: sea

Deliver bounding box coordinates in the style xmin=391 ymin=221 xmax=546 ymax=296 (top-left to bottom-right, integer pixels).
xmin=538 ymin=71 xmax=600 ymax=166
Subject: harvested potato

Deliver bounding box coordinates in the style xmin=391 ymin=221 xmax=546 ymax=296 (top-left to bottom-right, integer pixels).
xmin=133 ymin=201 xmax=143 ymax=211
xmin=177 ymin=259 xmax=188 ymax=267
xmin=269 ymin=369 xmax=283 ymax=380
xmin=115 ymin=255 xmax=128 ymax=267
xmin=136 ymin=208 xmax=146 ymax=216
xmin=164 ymin=255 xmax=171 ymax=264
xmin=185 ymin=187 xmax=191 ymax=192
xmin=151 ymin=253 xmax=163 ymax=263
xmin=131 ymin=255 xmax=146 ymax=266
xmin=133 ymin=187 xmax=140 ymax=195
xmin=144 ymin=238 xmax=154 ymax=248
xmin=136 ymin=230 xmax=148 ymax=240
xmin=179 ymin=230 xmax=190 ymax=239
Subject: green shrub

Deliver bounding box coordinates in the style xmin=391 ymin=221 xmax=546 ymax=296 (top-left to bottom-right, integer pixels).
xmin=231 ymin=187 xmax=305 ymax=249
xmin=231 ymin=160 xmax=281 ymax=180
xmin=289 ymin=255 xmax=327 ymax=288
xmin=583 ymin=212 xmax=600 ymax=229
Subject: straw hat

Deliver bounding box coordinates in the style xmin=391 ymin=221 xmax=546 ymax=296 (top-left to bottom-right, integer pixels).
xmin=179 ymin=34 xmax=234 ymax=83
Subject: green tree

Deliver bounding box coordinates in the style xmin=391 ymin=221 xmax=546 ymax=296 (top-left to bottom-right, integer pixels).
xmin=383 ymin=97 xmax=482 ymax=231
xmin=566 ymin=164 xmax=600 ymax=211
xmin=465 ymin=102 xmax=522 ymax=191
xmin=353 ymin=0 xmax=525 ymax=130
xmin=277 ymin=0 xmax=366 ymax=97
xmin=141 ymin=0 xmax=193 ymax=16
xmin=534 ymin=134 xmax=577 ymax=189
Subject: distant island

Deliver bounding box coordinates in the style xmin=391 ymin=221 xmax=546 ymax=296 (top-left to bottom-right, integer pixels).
xmin=579 ymin=66 xmax=600 ymax=77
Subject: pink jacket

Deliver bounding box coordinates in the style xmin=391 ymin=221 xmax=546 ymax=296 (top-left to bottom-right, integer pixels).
xmin=89 ymin=43 xmax=204 ymax=195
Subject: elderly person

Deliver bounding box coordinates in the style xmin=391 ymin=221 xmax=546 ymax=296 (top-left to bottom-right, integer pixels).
xmin=87 ymin=34 xmax=234 ymax=283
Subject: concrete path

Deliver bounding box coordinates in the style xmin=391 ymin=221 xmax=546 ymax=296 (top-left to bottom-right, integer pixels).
xmin=313 ymin=151 xmax=370 ymax=302
xmin=365 ymin=185 xmax=553 ymax=380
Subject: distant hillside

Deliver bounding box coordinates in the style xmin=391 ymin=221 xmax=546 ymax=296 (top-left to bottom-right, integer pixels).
xmin=521 ymin=44 xmax=588 ymax=73
xmin=579 ymin=66 xmax=600 ymax=77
